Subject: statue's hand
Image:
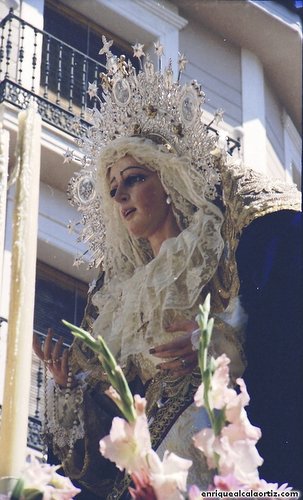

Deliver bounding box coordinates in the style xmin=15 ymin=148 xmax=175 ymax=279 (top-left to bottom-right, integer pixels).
xmin=33 ymin=329 xmax=70 ymax=388
xmin=149 ymin=319 xmax=198 ymax=377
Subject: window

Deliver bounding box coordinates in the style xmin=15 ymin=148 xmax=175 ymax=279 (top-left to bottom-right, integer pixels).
xmin=34 ymin=261 xmax=88 ymax=343
xmin=41 ymin=0 xmax=138 ymax=111
xmin=29 ymin=261 xmax=88 ymax=437
xmin=44 ymin=0 xmax=134 ymax=59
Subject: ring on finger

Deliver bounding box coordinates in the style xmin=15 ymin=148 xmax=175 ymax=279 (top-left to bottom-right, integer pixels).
xmin=44 ymin=358 xmax=53 ymax=365
xmin=53 ymin=358 xmax=61 ymax=364
xmin=181 ymin=358 xmax=189 ymax=368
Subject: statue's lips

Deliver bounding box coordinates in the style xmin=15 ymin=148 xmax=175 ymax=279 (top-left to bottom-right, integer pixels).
xmin=122 ymin=208 xmax=136 ymax=219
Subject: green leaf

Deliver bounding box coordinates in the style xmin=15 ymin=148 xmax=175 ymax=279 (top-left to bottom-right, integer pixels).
xmin=10 ymin=478 xmax=24 ymax=500
xmin=97 ymin=335 xmax=118 ymax=370
xmin=23 ymin=489 xmax=43 ymax=500
xmin=62 ymin=319 xmax=136 ymax=422
xmin=206 ymin=317 xmax=214 ymax=344
xmin=62 ymin=320 xmax=98 ymax=351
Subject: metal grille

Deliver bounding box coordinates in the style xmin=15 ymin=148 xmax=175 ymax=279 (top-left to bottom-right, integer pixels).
xmin=0 ymin=9 xmax=241 ymax=152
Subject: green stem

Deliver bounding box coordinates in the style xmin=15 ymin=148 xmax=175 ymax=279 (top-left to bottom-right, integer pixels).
xmin=196 ymin=295 xmax=225 ymax=438
xmin=62 ymin=320 xmax=136 ymax=422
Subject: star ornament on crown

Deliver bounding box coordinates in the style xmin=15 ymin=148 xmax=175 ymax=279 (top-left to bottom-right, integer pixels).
xmin=67 ymin=38 xmax=225 ymax=268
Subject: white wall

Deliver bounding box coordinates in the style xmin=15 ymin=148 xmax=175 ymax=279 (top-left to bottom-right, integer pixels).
xmin=283 ymin=110 xmax=302 ymax=188
xmin=264 ymin=77 xmax=301 ymax=185
xmin=265 ymin=79 xmax=284 ymax=167
xmin=179 ymin=20 xmax=242 ymax=128
xmin=2 ymin=181 xmax=96 ymax=289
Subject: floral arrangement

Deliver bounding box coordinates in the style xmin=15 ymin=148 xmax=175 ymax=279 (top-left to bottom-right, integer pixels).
xmin=1 ymin=295 xmax=292 ymax=499
xmin=64 ymin=295 xmax=292 ymax=499
xmin=0 ymin=460 xmax=80 ymax=500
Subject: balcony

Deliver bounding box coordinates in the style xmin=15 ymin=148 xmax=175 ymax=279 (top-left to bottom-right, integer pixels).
xmin=0 ymin=8 xmax=240 ymax=153
xmin=0 ymin=318 xmax=71 ymax=453
xmin=0 ymin=8 xmax=105 ymax=138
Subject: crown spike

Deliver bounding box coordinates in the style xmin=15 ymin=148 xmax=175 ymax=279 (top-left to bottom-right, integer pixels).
xmin=99 ymin=35 xmax=113 ymax=57
xmin=132 ymin=43 xmax=145 ymax=71
xmin=164 ymin=59 xmax=173 ymax=88
xmin=177 ymin=53 xmax=188 ymax=83
xmin=154 ymin=40 xmax=164 ymax=72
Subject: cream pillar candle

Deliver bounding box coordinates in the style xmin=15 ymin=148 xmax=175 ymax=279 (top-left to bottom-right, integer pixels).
xmin=0 ymin=101 xmax=41 ymax=477
xmin=0 ymin=125 xmax=9 ymax=294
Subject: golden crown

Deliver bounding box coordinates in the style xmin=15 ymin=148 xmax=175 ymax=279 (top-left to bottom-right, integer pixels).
xmin=66 ymin=37 xmax=226 ymax=267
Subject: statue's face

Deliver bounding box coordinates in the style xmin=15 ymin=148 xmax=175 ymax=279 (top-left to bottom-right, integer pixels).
xmin=108 ymin=155 xmax=173 ymax=244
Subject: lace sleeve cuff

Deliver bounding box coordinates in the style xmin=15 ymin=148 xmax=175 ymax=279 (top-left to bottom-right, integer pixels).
xmin=44 ymin=375 xmax=85 ymax=450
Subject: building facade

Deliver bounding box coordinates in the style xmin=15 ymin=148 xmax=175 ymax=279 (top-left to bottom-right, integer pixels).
xmin=0 ymin=0 xmax=301 ymax=457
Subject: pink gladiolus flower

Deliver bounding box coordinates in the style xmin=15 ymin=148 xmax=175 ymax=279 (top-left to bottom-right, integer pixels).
xmin=188 ymin=484 xmax=202 ymax=500
xmin=148 ymin=450 xmax=192 ymax=500
xmin=222 ymin=415 xmax=261 ymax=443
xmin=21 ymin=458 xmax=54 ymax=487
xmin=225 ymin=378 xmax=250 ymax=424
xmin=20 ymin=458 xmax=81 ymax=499
xmin=129 ymin=470 xmax=157 ymax=500
xmin=213 ymin=473 xmax=245 ymax=490
xmin=216 ymin=436 xmax=263 ymax=485
xmin=48 ymin=471 xmax=82 ymax=499
xmin=194 ymin=428 xmax=263 ymax=485
xmin=105 ymin=386 xmax=122 ymax=406
xmin=100 ymin=411 xmax=152 ymax=474
xmin=253 ymin=480 xmax=292 ymax=492
xmin=223 ymin=379 xmax=261 ymax=443
xmin=134 ymin=394 xmax=147 ymax=416
xmin=195 ymin=354 xmax=235 ymax=410
xmin=193 ymin=382 xmax=206 ymax=408
xmin=193 ymin=427 xmax=217 ymax=470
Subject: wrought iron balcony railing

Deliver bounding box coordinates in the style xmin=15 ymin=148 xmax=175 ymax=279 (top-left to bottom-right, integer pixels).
xmin=0 ymin=323 xmax=71 ymax=452
xmin=0 ymin=8 xmax=104 ymax=137
xmin=0 ymin=8 xmax=240 ymax=153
